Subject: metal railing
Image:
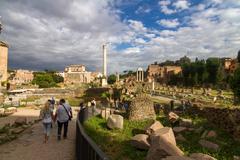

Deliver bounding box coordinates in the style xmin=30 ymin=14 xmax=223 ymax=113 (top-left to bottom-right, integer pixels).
xmin=76 ymin=109 xmax=109 ymax=160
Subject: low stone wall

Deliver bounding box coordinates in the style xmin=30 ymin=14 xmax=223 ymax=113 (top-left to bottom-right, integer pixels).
xmin=186 ymin=105 xmax=240 ymax=139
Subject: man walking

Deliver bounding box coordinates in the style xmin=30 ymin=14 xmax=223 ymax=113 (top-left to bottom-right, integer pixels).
xmin=55 ymin=99 xmax=72 ymax=140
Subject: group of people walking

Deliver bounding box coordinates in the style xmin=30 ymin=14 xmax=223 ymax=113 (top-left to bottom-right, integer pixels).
xmin=39 ymin=98 xmax=72 ymax=143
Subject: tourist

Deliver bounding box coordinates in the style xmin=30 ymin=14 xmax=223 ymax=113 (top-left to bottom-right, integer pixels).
xmin=181 ymin=100 xmax=186 ymax=112
xmin=48 ymin=99 xmax=54 ymax=128
xmin=79 ymin=102 xmax=89 ymax=123
xmin=123 ymin=101 xmax=129 ymax=111
xmin=115 ymin=99 xmax=119 ymax=109
xmin=91 ymin=98 xmax=96 ymax=115
xmin=39 ymin=101 xmax=54 ymax=143
xmin=55 ymin=99 xmax=72 ymax=140
xmin=48 ymin=99 xmax=54 ymax=111
xmin=170 ymin=100 xmax=174 ymax=111
xmin=50 ymin=97 xmax=55 ymax=110
xmin=79 ymin=102 xmax=85 ymax=110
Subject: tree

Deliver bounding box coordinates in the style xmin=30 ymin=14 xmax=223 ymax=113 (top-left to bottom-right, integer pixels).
xmin=32 ymin=71 xmax=63 ymax=88
xmin=237 ymin=50 xmax=240 ymax=63
xmin=168 ymin=73 xmax=182 ymax=86
xmin=176 ymin=56 xmax=191 ymax=66
xmin=107 ymin=74 xmax=117 ymax=84
xmin=195 ymin=60 xmax=206 ymax=84
xmin=182 ymin=63 xmax=191 ymax=86
xmin=230 ymin=68 xmax=240 ymax=104
xmin=206 ymin=58 xmax=221 ymax=84
xmin=159 ymin=60 xmax=175 ymax=66
xmin=52 ymin=74 xmax=64 ymax=83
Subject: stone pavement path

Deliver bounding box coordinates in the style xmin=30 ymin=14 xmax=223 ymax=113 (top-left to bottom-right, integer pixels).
xmin=0 ymin=118 xmax=76 ymax=160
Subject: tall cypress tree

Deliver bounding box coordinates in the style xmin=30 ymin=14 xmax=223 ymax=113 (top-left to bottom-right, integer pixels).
xmin=237 ymin=50 xmax=240 ymax=63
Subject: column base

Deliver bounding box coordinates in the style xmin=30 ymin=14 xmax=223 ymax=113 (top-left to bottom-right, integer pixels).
xmin=101 ymin=78 xmax=108 ymax=87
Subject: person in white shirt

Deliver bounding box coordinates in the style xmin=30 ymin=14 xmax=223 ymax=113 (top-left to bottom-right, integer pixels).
xmin=54 ymin=99 xmax=72 ymax=140
xmin=39 ymin=101 xmax=54 ymax=143
xmin=91 ymin=98 xmax=96 ymax=115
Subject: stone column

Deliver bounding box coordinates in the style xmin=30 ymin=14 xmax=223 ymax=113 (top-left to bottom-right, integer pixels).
xmin=116 ymin=72 xmax=120 ymax=82
xmin=136 ymin=71 xmax=139 ymax=81
xmin=152 ymin=80 xmax=155 ymax=91
xmin=101 ymin=44 xmax=108 ymax=86
xmin=103 ymin=44 xmax=107 ymax=78
xmin=142 ymin=71 xmax=144 ymax=82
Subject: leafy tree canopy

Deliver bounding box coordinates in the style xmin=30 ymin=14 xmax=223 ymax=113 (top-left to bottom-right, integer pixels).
xmin=32 ymin=71 xmax=63 ymax=88
xmin=107 ymin=74 xmax=117 ymax=84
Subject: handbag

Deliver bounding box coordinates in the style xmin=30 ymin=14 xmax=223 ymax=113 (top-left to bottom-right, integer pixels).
xmin=62 ymin=104 xmax=72 ymax=121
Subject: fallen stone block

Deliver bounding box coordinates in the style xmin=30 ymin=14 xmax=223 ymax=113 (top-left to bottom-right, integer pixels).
xmin=168 ymin=112 xmax=179 ymax=123
xmin=101 ymin=109 xmax=111 ymax=119
xmin=15 ymin=117 xmax=27 ymax=126
xmin=173 ymin=127 xmax=187 ymax=133
xmin=151 ymin=127 xmax=176 ymax=146
xmin=179 ymin=118 xmax=193 ymax=127
xmin=199 ymin=139 xmax=219 ymax=151
xmin=130 ymin=134 xmax=150 ymax=150
xmin=145 ymin=121 xmax=164 ymax=135
xmin=107 ymin=114 xmax=123 ymax=129
xmin=206 ymin=131 xmax=217 ymax=138
xmin=190 ymin=153 xmax=217 ymax=160
xmin=146 ymin=136 xmax=184 ymax=160
xmin=176 ymin=134 xmax=186 ymax=142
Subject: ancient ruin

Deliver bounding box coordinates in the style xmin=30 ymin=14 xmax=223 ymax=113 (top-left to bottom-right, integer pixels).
xmin=128 ymin=93 xmax=156 ymax=120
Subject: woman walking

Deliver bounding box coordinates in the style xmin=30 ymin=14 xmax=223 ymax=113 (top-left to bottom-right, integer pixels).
xmin=40 ymin=101 xmax=54 ymax=143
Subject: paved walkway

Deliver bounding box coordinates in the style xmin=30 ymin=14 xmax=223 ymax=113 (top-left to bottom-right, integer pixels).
xmin=0 ymin=120 xmax=76 ymax=160
xmin=0 ymin=107 xmax=78 ymax=160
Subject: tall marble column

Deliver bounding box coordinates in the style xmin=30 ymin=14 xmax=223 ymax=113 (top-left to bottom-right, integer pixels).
xmin=103 ymin=44 xmax=107 ymax=78
xmin=102 ymin=44 xmax=108 ymax=86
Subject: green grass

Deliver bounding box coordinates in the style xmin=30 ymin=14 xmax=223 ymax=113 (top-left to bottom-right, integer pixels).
xmin=84 ymin=116 xmax=152 ymax=160
xmin=84 ymin=115 xmax=240 ymax=160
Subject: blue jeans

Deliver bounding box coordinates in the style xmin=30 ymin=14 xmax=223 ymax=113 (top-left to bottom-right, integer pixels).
xmin=43 ymin=123 xmax=51 ymax=136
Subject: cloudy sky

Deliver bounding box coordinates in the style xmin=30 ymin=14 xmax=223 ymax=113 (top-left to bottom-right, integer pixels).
xmin=0 ymin=0 xmax=240 ymax=73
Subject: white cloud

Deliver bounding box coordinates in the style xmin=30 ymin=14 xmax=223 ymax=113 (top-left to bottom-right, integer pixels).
xmin=1 ymin=0 xmax=240 ymax=73
xmin=128 ymin=20 xmax=147 ymax=32
xmin=135 ymin=38 xmax=146 ymax=44
xmin=135 ymin=6 xmax=151 ymax=14
xmin=159 ymin=0 xmax=177 ymax=15
xmin=158 ymin=0 xmax=171 ymax=6
xmin=159 ymin=0 xmax=190 ymax=14
xmin=173 ymin=0 xmax=190 ymax=10
xmin=160 ymin=6 xmax=177 ymax=14
xmin=157 ymin=19 xmax=180 ymax=28
xmin=196 ymin=4 xmax=206 ymax=11
xmin=123 ymin=47 xmax=141 ymax=54
xmin=211 ymin=0 xmax=223 ymax=4
xmin=0 ymin=0 xmax=131 ymax=73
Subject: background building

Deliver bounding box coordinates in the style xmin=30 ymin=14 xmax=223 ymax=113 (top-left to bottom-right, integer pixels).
xmin=64 ymin=65 xmax=92 ymax=84
xmin=10 ymin=69 xmax=34 ymax=85
xmin=223 ymin=58 xmax=239 ymax=74
xmin=0 ymin=41 xmax=8 ymax=83
xmin=147 ymin=64 xmax=182 ymax=83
